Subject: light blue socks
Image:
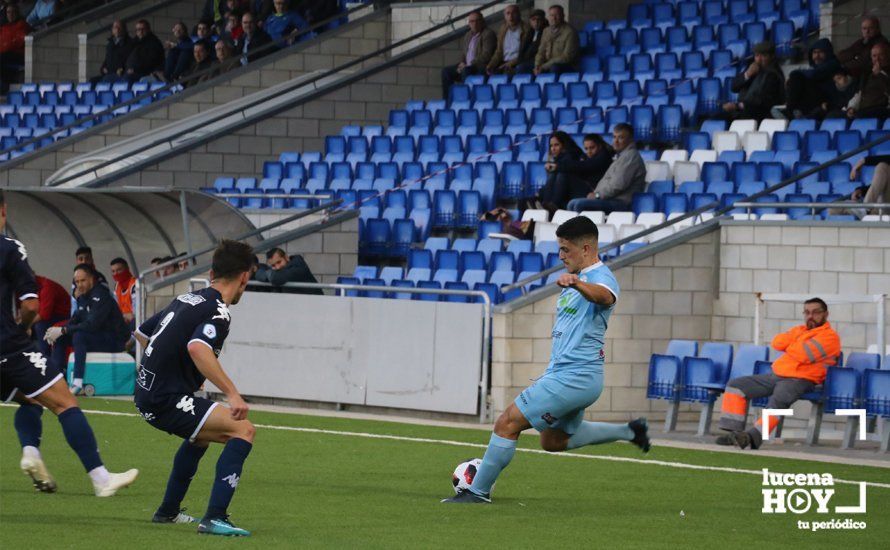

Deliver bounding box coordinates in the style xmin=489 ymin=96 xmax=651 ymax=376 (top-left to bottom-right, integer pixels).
xmin=469 ymin=433 xmax=517 ymax=496
xmin=567 ymin=421 xmax=633 ymax=449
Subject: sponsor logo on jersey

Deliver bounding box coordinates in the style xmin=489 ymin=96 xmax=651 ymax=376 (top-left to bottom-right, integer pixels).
xmin=175 ymin=395 xmax=196 ymax=415
xmin=212 ymin=300 xmax=231 ymax=322
xmin=177 ymin=293 xmax=206 ymax=306
xmin=203 ymin=323 xmax=217 ymax=339
xmin=23 ymin=352 xmax=47 ymax=376
xmin=557 ymin=293 xmax=577 ymax=315
xmin=136 ymin=367 xmax=155 ymax=391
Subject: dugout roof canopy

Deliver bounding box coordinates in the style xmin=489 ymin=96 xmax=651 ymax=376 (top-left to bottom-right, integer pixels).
xmin=3 ymin=188 xmax=256 ymax=285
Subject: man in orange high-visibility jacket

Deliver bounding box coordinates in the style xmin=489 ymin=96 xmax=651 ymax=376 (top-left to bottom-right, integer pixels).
xmin=110 ymin=257 xmax=138 ymax=330
xmin=715 ymin=297 xmax=841 ymax=450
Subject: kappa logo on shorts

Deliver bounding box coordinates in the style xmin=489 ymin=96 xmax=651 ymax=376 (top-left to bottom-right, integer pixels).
xmin=541 ymin=412 xmax=558 ymax=425
xmin=137 ymin=408 xmax=156 ymax=422
xmin=175 ymin=396 xmax=196 ymax=415
xmin=177 ymin=293 xmax=206 ymax=306
xmin=23 ymin=352 xmax=47 ymax=376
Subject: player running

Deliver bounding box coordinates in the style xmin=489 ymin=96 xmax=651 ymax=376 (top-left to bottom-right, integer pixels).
xmin=0 ymin=190 xmax=138 ymax=496
xmin=443 ymin=217 xmax=650 ymax=504
xmin=133 ymin=239 xmax=255 ymax=537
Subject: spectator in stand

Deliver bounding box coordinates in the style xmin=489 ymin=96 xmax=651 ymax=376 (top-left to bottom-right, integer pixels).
xmin=124 ymin=19 xmax=165 ymax=83
xmin=515 ymin=9 xmax=546 ymax=74
xmin=194 ymin=18 xmax=216 ymax=47
xmin=0 ymin=4 xmax=30 ymax=93
xmin=264 ymin=0 xmax=307 ymax=45
xmin=845 ymin=42 xmax=890 ymax=119
xmin=254 ymin=247 xmax=323 ymax=294
xmin=181 ymin=40 xmax=215 ymax=86
xmin=833 ymin=154 xmax=890 ymax=217
xmin=237 ymin=11 xmax=273 ymax=65
xmin=486 ymin=4 xmax=530 ymax=76
xmin=715 ymin=298 xmax=841 ymax=450
xmin=300 ymin=0 xmax=339 ymax=27
xmin=93 ymin=19 xmax=132 ymax=84
xmin=837 ymin=15 xmax=888 ymax=78
xmin=522 ymin=132 xmax=609 ymax=214
xmin=440 ymin=10 xmax=496 ymax=99
xmin=567 ymin=123 xmax=646 ymax=214
xmin=213 ymin=38 xmax=239 ymax=75
xmin=818 ymin=68 xmax=858 ymax=119
xmin=532 ymin=4 xmax=578 ymax=76
xmin=781 ymin=38 xmax=841 ymax=120
xmin=252 ymin=0 xmax=275 ymax=27
xmin=32 ymin=275 xmax=70 ymax=372
xmin=220 ymin=10 xmax=243 ymax=43
xmin=722 ymin=41 xmax=784 ymax=121
xmin=109 ymin=258 xmax=138 ymax=329
xmin=163 ymin=21 xmax=194 ymax=82
xmin=26 ymin=0 xmax=56 ymax=29
xmin=44 ymin=264 xmax=130 ymax=396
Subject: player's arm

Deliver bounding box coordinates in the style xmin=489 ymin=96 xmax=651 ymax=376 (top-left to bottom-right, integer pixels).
xmin=19 ymin=297 xmax=39 ymax=331
xmin=556 ymin=274 xmax=616 ymax=307
xmin=187 ymin=342 xmax=249 ymax=421
xmin=133 ymin=311 xmax=163 ymax=348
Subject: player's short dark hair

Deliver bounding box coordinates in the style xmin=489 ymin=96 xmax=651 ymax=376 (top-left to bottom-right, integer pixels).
xmin=212 ymin=239 xmax=254 ymax=280
xmin=556 ymin=216 xmax=599 ymax=244
xmin=110 ymin=257 xmax=128 ymax=268
xmin=266 ymin=247 xmax=287 ymax=260
xmin=805 ymin=297 xmax=828 ymax=311
xmin=73 ymin=263 xmax=97 ymax=279
xmin=613 ymin=123 xmax=634 ymax=137
xmin=75 ymin=246 xmax=93 ymax=257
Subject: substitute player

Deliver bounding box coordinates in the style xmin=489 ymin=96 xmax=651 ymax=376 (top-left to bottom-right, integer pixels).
xmin=0 ymin=190 xmax=138 ymax=496
xmin=443 ymin=216 xmax=650 ymax=504
xmin=133 ymin=239 xmax=255 ymax=537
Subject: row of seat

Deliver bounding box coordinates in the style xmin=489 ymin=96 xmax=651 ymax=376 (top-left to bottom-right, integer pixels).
xmin=647 ymin=339 xmax=889 ymax=450
xmin=613 ymin=0 xmax=816 ymax=34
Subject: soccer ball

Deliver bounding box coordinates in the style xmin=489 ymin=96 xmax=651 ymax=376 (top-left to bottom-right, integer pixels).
xmin=452 ymin=458 xmax=484 ymax=493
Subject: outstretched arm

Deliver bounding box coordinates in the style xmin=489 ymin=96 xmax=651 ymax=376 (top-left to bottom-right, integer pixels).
xmin=556 ymin=274 xmax=615 ymax=307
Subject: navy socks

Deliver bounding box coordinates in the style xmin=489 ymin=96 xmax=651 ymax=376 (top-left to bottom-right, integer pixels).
xmin=15 ymin=403 xmax=43 ymax=449
xmin=158 ymin=440 xmax=208 ymax=517
xmin=205 ymin=438 xmax=252 ymax=520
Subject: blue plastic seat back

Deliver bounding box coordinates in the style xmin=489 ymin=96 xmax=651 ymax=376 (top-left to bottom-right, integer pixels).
xmin=731 ymin=344 xmax=769 ymax=379
xmin=647 ymin=355 xmax=681 ymax=399
xmin=865 ymin=369 xmax=890 ymax=417
xmin=699 ymin=342 xmax=734 ymax=385
xmin=846 ymin=352 xmax=881 ymax=374
xmin=823 ymin=367 xmax=860 ymax=413
xmin=666 ymin=339 xmax=698 ymax=360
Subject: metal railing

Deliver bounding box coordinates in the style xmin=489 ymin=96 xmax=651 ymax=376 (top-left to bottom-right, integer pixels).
xmin=38 ymin=0 xmax=519 ymax=187
xmin=245 ymin=278 xmax=493 ymax=423
xmin=733 ymin=202 xmax=890 ymax=216
xmin=1 ymin=2 xmax=373 ymax=160
xmin=502 ymin=131 xmax=890 ymax=294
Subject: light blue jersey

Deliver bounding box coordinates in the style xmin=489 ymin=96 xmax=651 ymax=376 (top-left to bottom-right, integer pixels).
xmin=548 ymin=261 xmax=619 ymax=373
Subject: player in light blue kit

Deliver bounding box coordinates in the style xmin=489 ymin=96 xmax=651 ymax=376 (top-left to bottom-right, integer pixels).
xmin=443 ymin=216 xmax=650 ymax=504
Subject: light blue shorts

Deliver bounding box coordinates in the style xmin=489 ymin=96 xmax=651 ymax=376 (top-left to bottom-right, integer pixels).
xmin=514 ymin=368 xmax=604 ymax=435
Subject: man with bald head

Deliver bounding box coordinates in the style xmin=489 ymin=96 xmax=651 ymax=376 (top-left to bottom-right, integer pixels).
xmin=837 ymin=15 xmax=888 ymax=77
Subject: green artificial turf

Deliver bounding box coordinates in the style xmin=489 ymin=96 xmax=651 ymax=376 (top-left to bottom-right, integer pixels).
xmin=1 ymin=399 xmax=887 ymax=549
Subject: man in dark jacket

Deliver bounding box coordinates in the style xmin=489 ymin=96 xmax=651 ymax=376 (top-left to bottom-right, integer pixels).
xmin=515 ymin=9 xmax=547 ymax=74
xmin=181 ymin=39 xmax=215 ymax=86
xmin=298 ymin=0 xmax=339 ymax=26
xmin=163 ymin=21 xmax=194 ymax=82
xmin=93 ymin=19 xmax=132 ymax=84
xmin=845 ymin=41 xmax=890 ymax=119
xmin=440 ymin=10 xmax=497 ymax=99
xmin=722 ymin=41 xmax=784 ymax=121
xmin=255 ymin=248 xmax=323 ymax=295
xmin=837 ymin=15 xmax=888 ymax=78
xmin=237 ymin=11 xmax=273 ymax=65
xmin=783 ymin=38 xmax=841 ymax=119
xmin=124 ymin=19 xmax=165 ymax=83
xmin=43 ymin=264 xmax=130 ymax=395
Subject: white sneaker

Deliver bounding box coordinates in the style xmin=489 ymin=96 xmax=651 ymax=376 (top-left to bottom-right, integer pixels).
xmin=20 ymin=454 xmax=57 ymax=493
xmin=93 ymin=468 xmax=139 ymax=497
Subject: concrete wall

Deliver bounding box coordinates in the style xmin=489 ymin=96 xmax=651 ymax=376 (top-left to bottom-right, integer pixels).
xmin=2 ymin=11 xmax=391 ymax=187
xmin=823 ymin=0 xmax=890 ymax=50
xmin=490 ymin=221 xmax=890 ymax=437
xmin=391 ymin=1 xmax=504 ymax=55
xmin=30 ymin=0 xmax=206 ymax=83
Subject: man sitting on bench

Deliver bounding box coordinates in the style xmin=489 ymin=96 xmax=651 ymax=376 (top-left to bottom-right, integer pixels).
xmin=715 ymin=297 xmax=841 ymax=449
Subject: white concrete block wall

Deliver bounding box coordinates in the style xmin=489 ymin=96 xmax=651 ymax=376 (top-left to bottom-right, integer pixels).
xmin=390 ymin=2 xmax=504 ymax=56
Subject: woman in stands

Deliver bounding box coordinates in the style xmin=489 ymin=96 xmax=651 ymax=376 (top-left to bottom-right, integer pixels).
xmin=522 ymin=132 xmax=611 ymax=215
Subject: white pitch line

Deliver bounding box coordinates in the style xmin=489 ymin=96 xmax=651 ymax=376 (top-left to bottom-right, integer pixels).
xmin=3 ymin=404 xmax=889 ymax=489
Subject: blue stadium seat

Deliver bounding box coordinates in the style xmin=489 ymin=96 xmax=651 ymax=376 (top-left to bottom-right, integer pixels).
xmin=661 ymin=193 xmax=688 ymax=215
xmin=632 ymin=192 xmax=658 ymax=215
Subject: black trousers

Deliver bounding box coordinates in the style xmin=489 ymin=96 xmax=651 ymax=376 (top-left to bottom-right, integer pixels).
xmin=441 ymin=64 xmax=481 ymax=99
xmin=785 ymin=72 xmax=830 ymax=115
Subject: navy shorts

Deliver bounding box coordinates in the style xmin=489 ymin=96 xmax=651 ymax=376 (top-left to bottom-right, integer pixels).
xmin=135 ymin=393 xmax=218 ymax=442
xmin=1 ymin=345 xmax=65 ymax=402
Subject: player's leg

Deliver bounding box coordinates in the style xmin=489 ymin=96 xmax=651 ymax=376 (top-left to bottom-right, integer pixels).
xmin=9 ymin=390 xmax=56 ymax=493
xmin=539 ymin=418 xmax=648 ymax=453
xmin=30 ymin=374 xmax=138 ymax=496
xmin=192 ymin=404 xmax=255 ymax=536
xmin=152 ymin=438 xmax=209 ymax=524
